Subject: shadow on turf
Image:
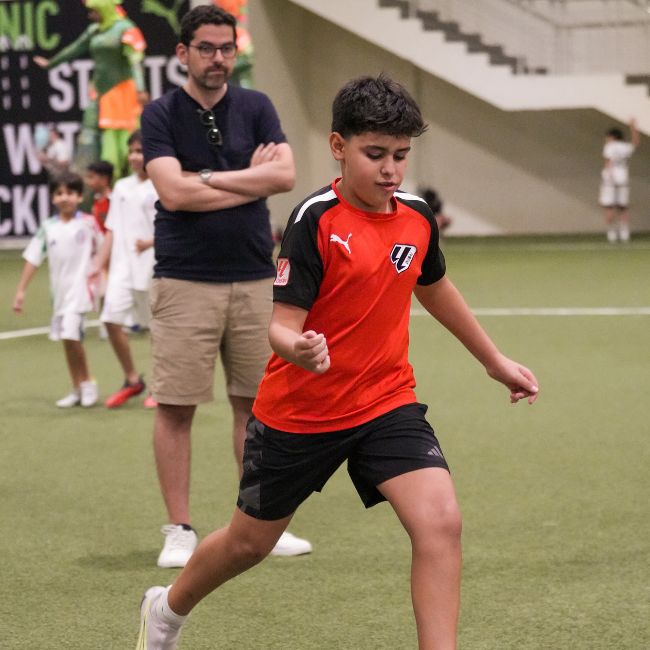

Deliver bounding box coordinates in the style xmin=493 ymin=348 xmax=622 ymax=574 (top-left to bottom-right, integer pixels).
xmin=76 ymin=550 xmax=156 ymax=571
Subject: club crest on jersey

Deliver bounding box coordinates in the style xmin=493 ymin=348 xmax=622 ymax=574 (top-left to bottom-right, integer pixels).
xmin=274 ymin=258 xmax=291 ymax=286
xmin=390 ymin=244 xmax=417 ymax=274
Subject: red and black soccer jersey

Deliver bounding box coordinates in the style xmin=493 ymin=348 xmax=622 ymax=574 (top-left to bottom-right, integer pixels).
xmin=252 ymin=179 xmax=446 ymax=433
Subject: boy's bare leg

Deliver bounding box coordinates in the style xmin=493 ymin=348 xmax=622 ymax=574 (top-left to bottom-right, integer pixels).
xmin=168 ymin=509 xmax=292 ymax=615
xmin=378 ymin=468 xmax=462 ymax=650
xmin=62 ymin=339 xmax=90 ymax=386
xmin=228 ymin=395 xmax=254 ymax=478
xmin=105 ymin=321 xmax=140 ymax=384
xmin=617 ymin=207 xmax=631 ymax=241
xmin=154 ymin=404 xmax=196 ymax=524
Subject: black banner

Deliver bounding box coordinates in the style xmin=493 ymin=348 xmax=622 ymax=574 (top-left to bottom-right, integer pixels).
xmin=0 ymin=0 xmax=189 ymax=238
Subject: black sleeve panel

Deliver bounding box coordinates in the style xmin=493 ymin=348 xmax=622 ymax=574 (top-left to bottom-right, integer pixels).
xmin=395 ymin=192 xmax=446 ymax=286
xmin=273 ymin=187 xmax=338 ymax=309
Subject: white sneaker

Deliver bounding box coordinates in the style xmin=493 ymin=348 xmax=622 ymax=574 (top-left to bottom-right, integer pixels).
xmin=157 ymin=525 xmax=198 ymax=568
xmin=607 ymin=228 xmax=618 ymax=243
xmin=56 ymin=390 xmax=80 ymax=408
xmin=619 ymin=225 xmax=631 ymax=242
xmin=79 ymin=380 xmax=98 ymax=407
xmin=270 ymin=531 xmax=313 ymax=557
xmin=136 ymin=586 xmax=184 ymax=650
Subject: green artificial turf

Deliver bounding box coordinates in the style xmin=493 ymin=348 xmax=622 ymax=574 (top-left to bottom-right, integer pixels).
xmin=1 ymin=237 xmax=649 ymax=648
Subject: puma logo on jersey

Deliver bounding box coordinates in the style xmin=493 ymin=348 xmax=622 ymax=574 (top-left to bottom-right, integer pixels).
xmin=274 ymin=258 xmax=291 ymax=286
xmin=330 ymin=232 xmax=352 ymax=255
xmin=390 ymin=244 xmax=417 ymax=273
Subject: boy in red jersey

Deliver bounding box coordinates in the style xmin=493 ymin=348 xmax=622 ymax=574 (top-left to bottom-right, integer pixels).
xmin=136 ymin=74 xmax=539 ymax=650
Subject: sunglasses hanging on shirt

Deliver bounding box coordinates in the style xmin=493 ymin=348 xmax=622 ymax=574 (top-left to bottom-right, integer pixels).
xmin=197 ymin=109 xmax=223 ymax=147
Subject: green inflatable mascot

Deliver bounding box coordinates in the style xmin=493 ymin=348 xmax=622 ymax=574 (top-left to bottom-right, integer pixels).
xmin=34 ymin=0 xmax=148 ymax=179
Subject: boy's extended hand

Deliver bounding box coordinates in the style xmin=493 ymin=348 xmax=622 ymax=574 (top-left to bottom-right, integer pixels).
xmin=12 ymin=290 xmax=25 ymax=313
xmin=486 ymin=353 xmax=539 ymax=404
xmin=293 ymin=330 xmax=330 ymax=374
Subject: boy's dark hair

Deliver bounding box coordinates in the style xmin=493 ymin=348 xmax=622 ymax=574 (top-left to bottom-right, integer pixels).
xmin=607 ymin=127 xmax=624 ymax=140
xmin=127 ymin=129 xmax=142 ymax=146
xmin=49 ymin=170 xmax=84 ymax=196
xmin=180 ymin=5 xmax=237 ymax=46
xmin=331 ymin=74 xmax=427 ymax=138
xmin=86 ymin=160 xmax=114 ymax=180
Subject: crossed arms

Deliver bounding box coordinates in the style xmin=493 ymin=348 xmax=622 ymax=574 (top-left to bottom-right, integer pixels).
xmin=146 ymin=142 xmax=295 ymax=212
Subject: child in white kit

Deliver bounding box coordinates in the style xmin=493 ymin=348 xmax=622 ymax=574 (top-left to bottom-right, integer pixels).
xmin=12 ymin=171 xmax=102 ymax=408
xmin=599 ymin=118 xmax=639 ymax=243
xmin=94 ymin=130 xmax=158 ymax=408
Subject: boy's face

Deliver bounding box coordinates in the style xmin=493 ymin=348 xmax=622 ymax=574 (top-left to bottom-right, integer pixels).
xmin=84 ymin=170 xmax=107 ymax=193
xmin=52 ymin=185 xmax=83 ymax=217
xmin=330 ymin=131 xmax=411 ymax=212
xmin=127 ymin=141 xmax=145 ymax=175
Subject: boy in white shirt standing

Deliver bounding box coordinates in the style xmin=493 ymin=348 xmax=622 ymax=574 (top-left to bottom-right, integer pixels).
xmin=94 ymin=130 xmax=158 ymax=408
xmin=13 ymin=171 xmax=102 ymax=408
xmin=599 ymin=118 xmax=639 ymax=243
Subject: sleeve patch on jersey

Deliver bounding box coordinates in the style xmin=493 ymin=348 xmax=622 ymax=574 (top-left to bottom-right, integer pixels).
xmin=274 ymin=258 xmax=291 ymax=286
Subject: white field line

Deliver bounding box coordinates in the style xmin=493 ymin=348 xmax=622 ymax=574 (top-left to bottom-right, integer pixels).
xmin=2 ymin=308 xmax=650 ymax=341
xmin=412 ymin=307 xmax=650 ymax=317
xmin=0 ymin=319 xmax=101 ymax=340
xmin=443 ymin=241 xmax=650 ymax=253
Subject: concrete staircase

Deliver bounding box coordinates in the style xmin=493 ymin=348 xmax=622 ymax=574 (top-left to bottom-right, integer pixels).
xmin=287 ymin=0 xmax=650 ymax=135
xmin=380 ymin=0 xmax=546 ymax=75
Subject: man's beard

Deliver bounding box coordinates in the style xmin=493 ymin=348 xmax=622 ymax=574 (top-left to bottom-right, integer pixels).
xmin=196 ymin=67 xmax=229 ymax=90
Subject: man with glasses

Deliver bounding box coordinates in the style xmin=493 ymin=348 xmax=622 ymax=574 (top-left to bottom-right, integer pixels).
xmin=141 ymin=4 xmax=312 ymax=568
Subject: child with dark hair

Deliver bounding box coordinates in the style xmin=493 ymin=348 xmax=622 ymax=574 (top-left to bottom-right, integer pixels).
xmin=92 ymin=130 xmax=157 ymax=408
xmin=420 ymin=186 xmax=452 ymax=235
xmin=12 ymin=171 xmax=102 ymax=408
xmin=135 ymin=74 xmax=539 ymax=650
xmin=85 ymin=160 xmax=114 ymax=234
xmin=599 ymin=118 xmax=639 ymax=242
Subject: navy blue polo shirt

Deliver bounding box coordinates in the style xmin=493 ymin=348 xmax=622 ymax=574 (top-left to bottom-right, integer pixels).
xmin=141 ymin=85 xmax=287 ymax=282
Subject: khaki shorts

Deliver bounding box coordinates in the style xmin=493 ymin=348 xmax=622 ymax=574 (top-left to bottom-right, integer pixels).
xmin=150 ymin=277 xmax=273 ymax=405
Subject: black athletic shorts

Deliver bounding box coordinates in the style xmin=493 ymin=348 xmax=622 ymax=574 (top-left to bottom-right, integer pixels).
xmin=237 ymin=402 xmax=449 ymax=521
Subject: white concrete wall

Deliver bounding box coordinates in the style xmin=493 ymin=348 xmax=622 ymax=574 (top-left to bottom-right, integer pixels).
xmin=248 ymin=0 xmax=649 ymax=235
xmin=569 ymin=25 xmax=650 ymax=75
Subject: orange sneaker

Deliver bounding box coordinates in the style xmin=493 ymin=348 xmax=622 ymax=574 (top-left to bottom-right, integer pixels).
xmin=104 ymin=377 xmax=146 ymax=408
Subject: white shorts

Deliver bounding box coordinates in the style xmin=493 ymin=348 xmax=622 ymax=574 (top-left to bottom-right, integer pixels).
xmin=101 ymin=286 xmax=151 ymax=328
xmin=599 ymin=181 xmax=629 ymax=208
xmin=49 ymin=312 xmax=85 ymax=342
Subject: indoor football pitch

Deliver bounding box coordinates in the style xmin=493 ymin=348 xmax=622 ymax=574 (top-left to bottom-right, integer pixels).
xmin=1 ymin=235 xmax=649 ymax=649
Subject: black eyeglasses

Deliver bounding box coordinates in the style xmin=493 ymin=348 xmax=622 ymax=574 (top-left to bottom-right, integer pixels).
xmin=189 ymin=42 xmax=237 ymax=59
xmin=197 ymin=109 xmax=223 ymax=147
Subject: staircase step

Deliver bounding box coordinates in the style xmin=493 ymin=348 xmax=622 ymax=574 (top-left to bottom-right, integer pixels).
xmin=384 ymin=1 xmax=540 ymax=77
xmin=445 ymin=32 xmax=482 ymax=45
xmin=626 ymin=74 xmax=650 ymax=95
xmin=378 ymin=0 xmax=410 ymax=19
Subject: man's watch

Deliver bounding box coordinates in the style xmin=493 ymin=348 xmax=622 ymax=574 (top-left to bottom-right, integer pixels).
xmin=198 ymin=169 xmax=213 ymax=185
